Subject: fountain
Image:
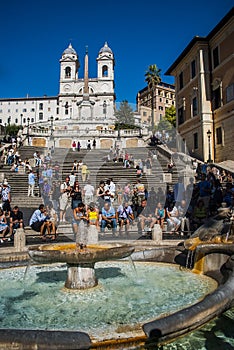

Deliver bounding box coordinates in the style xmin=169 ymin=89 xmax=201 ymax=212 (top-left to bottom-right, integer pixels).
xmin=0 ymin=209 xmax=233 ymax=349
xmin=28 ymin=243 xmax=134 ymax=290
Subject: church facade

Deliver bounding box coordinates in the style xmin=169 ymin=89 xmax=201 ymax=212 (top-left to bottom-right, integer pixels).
xmin=0 ymin=42 xmax=115 ymax=126
xmin=0 ymin=42 xmax=146 ymax=149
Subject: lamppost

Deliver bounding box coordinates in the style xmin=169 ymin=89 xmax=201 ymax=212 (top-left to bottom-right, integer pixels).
xmin=138 ymin=126 xmax=142 ymax=138
xmin=103 ymin=100 xmax=107 ymax=119
xmin=207 ymin=129 xmax=213 ymax=163
xmin=27 ymin=117 xmax=30 ymax=145
xmin=117 ymin=123 xmax=121 ymax=140
xmin=50 ymin=116 xmax=54 ymax=140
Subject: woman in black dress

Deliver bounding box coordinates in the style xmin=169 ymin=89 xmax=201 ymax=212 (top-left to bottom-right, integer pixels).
xmin=70 ymin=181 xmax=82 ymax=209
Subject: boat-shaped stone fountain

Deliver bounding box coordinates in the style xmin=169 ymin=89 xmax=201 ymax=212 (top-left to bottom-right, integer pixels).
xmin=28 ymin=242 xmax=134 ymax=290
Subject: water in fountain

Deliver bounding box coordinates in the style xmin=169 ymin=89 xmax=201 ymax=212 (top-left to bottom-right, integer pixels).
xmin=0 ymin=261 xmax=217 ymax=342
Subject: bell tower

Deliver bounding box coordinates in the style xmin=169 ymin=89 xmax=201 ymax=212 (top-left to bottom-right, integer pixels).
xmin=97 ymin=42 xmax=114 ymax=80
xmin=59 ymin=43 xmax=80 ymax=94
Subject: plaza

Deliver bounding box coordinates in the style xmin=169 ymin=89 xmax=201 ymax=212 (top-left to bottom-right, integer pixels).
xmin=0 ymin=3 xmax=233 ymax=350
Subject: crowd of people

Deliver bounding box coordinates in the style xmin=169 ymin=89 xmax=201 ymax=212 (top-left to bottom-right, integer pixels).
xmin=0 ymin=139 xmax=234 ymax=243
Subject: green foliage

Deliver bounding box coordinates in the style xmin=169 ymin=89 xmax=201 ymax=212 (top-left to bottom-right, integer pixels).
xmin=6 ymin=124 xmax=22 ymax=136
xmin=145 ymin=64 xmax=162 ymax=130
xmin=115 ymin=100 xmax=135 ymax=125
xmin=115 ymin=122 xmax=140 ymax=130
xmin=156 ymin=117 xmax=173 ymax=132
xmin=164 ymin=105 xmax=176 ymax=127
xmin=145 ymin=64 xmax=161 ymax=90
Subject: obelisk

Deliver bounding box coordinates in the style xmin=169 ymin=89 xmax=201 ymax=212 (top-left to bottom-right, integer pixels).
xmin=84 ymin=46 xmax=89 ymax=101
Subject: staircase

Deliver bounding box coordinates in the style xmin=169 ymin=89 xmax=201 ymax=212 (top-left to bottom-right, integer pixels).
xmin=0 ymin=144 xmax=194 ymax=227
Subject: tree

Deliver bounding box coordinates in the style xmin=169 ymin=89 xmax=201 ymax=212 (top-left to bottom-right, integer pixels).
xmin=6 ymin=124 xmax=22 ymax=136
xmin=156 ymin=117 xmax=173 ymax=132
xmin=145 ymin=64 xmax=161 ymax=131
xmin=164 ymin=105 xmax=176 ymax=128
xmin=115 ymin=100 xmax=135 ymax=125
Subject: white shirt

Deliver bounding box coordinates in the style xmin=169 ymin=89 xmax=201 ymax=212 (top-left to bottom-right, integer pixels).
xmin=83 ymin=184 xmax=94 ymax=196
xmin=109 ymin=181 xmax=116 ymax=193
xmin=69 ymin=174 xmax=76 ymax=187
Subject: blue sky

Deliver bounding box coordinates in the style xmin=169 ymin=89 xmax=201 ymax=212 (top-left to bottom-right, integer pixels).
xmin=0 ymin=0 xmax=232 ymax=104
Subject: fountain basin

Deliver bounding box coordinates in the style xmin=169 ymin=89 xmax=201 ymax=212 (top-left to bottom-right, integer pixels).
xmin=28 ymin=243 xmax=135 ymax=290
xmin=0 ymin=261 xmax=217 ymax=346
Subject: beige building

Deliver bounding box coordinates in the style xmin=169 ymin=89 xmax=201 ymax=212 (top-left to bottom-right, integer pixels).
xmin=136 ymin=82 xmax=175 ymax=127
xmin=166 ymin=8 xmax=234 ymax=163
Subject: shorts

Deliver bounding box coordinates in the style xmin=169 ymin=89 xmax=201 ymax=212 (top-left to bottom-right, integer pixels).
xmin=31 ymin=221 xmax=44 ymax=232
xmin=59 ymin=194 xmax=69 ymax=211
xmin=2 ymin=200 xmax=11 ymax=212
xmin=72 ymin=218 xmax=81 ymax=225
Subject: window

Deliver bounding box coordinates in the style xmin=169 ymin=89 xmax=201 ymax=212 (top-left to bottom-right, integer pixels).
xmin=15 ymin=109 xmax=18 ymax=112
xmin=39 ymin=112 xmax=43 ymax=120
xmin=8 ymin=109 xmax=10 ymax=113
xmin=24 ymin=101 xmax=26 ymax=104
xmin=192 ymin=97 xmax=198 ymax=117
xmin=178 ymin=107 xmax=184 ymax=125
xmin=213 ymin=46 xmax=219 ymax=68
xmin=56 ymin=107 xmax=59 ymax=114
xmin=172 ymin=101 xmax=175 ymax=105
xmin=191 ymin=60 xmax=196 ymax=79
xmin=31 ymin=108 xmax=35 ymax=112
xmin=23 ymin=118 xmax=26 ymax=123
xmin=65 ymin=66 xmax=71 ymax=78
xmin=102 ymin=65 xmax=108 ymax=77
xmin=193 ymin=132 xmax=198 ymax=149
xmin=213 ymin=87 xmax=221 ymax=109
xmin=166 ymin=99 xmax=169 ymax=104
xmin=159 ymin=106 xmax=163 ymax=111
xmin=15 ymin=118 xmax=18 ymax=124
xmin=48 ymin=107 xmax=51 ymax=111
xmin=0 ymin=119 xmax=2 ymax=124
xmin=39 ymin=103 xmax=43 ymax=110
xmin=160 ymin=114 xmax=163 ymax=120
xmin=8 ymin=102 xmax=10 ymax=105
xmin=0 ymin=110 xmax=2 ymax=113
xmin=31 ymin=118 xmax=34 ymax=122
xmin=65 ymin=108 xmax=69 ymax=115
xmin=216 ymin=127 xmax=223 ymax=145
xmin=179 ymin=72 xmax=184 ymax=90
xmin=143 ymin=112 xmax=147 ymax=116
xmin=226 ymin=84 xmax=234 ymax=103
xmin=23 ymin=108 xmax=27 ymax=112
xmin=159 ymin=98 xmax=162 ymax=102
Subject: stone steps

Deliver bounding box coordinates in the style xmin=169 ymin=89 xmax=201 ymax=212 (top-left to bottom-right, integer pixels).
xmin=1 ymin=145 xmax=188 ymax=209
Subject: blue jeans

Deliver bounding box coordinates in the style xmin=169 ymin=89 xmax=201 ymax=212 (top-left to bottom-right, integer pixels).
xmin=101 ymin=219 xmax=117 ymax=232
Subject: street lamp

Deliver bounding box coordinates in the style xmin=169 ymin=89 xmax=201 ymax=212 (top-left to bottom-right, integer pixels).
xmin=50 ymin=116 xmax=54 ymax=140
xmin=103 ymin=100 xmax=107 ymax=119
xmin=117 ymin=123 xmax=121 ymax=140
xmin=27 ymin=117 xmax=30 ymax=145
xmin=138 ymin=127 xmax=142 ymax=138
xmin=207 ymin=129 xmax=213 ymax=163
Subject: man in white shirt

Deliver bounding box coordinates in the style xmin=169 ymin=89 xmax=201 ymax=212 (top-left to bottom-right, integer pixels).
xmin=69 ymin=172 xmax=76 ymax=187
xmin=83 ymin=180 xmax=94 ymax=205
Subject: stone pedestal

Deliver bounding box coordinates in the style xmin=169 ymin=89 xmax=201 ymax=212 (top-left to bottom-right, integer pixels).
xmin=65 ymin=263 xmax=97 ymax=290
xmin=152 ymin=224 xmax=162 ymax=243
xmin=87 ymin=225 xmax=98 ymax=244
xmin=14 ymin=228 xmax=26 ymax=252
